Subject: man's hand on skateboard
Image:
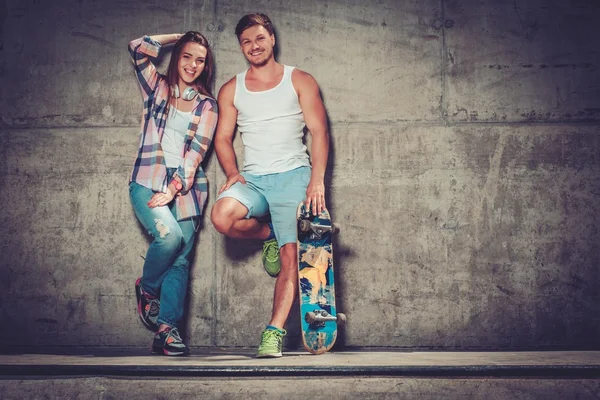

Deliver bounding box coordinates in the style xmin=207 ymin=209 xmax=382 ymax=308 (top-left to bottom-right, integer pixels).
xmin=305 ymin=179 xmax=326 ymax=216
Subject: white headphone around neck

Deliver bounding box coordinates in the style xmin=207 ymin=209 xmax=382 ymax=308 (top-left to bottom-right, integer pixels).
xmin=173 ymin=85 xmax=198 ymax=101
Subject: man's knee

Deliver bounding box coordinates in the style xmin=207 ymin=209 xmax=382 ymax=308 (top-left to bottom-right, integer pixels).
xmin=210 ymin=200 xmax=231 ymax=234
xmin=210 ymin=198 xmax=246 ymax=234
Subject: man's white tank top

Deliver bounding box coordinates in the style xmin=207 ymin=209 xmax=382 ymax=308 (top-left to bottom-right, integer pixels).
xmin=234 ymin=65 xmax=310 ymax=175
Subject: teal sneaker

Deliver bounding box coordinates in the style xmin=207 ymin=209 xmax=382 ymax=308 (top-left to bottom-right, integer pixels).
xmin=262 ymin=238 xmax=281 ymax=277
xmin=257 ymin=328 xmax=286 ymax=358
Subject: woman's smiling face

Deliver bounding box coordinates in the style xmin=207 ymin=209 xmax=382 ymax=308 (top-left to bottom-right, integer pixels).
xmin=177 ymin=42 xmax=207 ymax=86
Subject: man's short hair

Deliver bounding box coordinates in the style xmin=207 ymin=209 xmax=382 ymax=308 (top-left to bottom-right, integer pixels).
xmin=235 ymin=13 xmax=275 ymax=41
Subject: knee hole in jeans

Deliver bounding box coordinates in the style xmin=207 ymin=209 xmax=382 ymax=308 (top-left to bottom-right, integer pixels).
xmin=154 ymin=218 xmax=171 ymax=239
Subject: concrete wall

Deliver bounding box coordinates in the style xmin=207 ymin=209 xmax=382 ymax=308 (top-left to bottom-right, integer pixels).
xmin=1 ymin=0 xmax=600 ymax=350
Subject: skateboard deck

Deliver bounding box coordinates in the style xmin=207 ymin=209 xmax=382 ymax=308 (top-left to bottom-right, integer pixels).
xmin=296 ymin=202 xmax=345 ymax=355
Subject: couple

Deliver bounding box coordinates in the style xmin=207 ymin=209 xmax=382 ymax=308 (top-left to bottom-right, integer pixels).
xmin=127 ymin=13 xmax=329 ymax=357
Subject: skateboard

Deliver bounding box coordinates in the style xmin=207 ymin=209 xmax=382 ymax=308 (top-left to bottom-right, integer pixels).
xmin=296 ymin=202 xmax=345 ymax=355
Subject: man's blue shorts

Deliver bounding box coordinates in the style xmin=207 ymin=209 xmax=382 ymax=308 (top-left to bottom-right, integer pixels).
xmin=216 ymin=166 xmax=311 ymax=247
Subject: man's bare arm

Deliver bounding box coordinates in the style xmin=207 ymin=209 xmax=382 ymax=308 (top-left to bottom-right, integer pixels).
xmin=214 ymin=77 xmax=246 ymax=194
xmin=293 ymin=69 xmax=329 ymax=215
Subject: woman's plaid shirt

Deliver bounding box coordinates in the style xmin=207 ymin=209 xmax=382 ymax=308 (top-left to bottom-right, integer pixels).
xmin=128 ymin=36 xmax=218 ymax=220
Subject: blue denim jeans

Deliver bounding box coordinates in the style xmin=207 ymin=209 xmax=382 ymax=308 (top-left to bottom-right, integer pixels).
xmin=129 ymin=175 xmax=197 ymax=328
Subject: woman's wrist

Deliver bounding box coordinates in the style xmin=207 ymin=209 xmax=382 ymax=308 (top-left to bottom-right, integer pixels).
xmin=148 ymin=33 xmax=183 ymax=45
xmin=171 ymin=177 xmax=183 ymax=192
xmin=167 ymin=183 xmax=178 ymax=197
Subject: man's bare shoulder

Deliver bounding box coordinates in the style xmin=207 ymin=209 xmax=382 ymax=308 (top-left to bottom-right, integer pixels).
xmin=217 ymin=76 xmax=237 ymax=103
xmin=291 ymin=67 xmax=320 ymax=94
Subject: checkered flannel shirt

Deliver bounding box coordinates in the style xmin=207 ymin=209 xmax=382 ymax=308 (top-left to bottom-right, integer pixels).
xmin=128 ymin=36 xmax=218 ymax=220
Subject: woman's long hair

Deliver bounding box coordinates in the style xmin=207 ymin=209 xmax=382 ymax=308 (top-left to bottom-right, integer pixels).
xmin=165 ymin=31 xmax=215 ymax=113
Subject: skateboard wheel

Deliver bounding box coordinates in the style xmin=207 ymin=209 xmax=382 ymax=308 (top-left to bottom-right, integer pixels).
xmin=331 ymin=223 xmax=340 ymax=234
xmin=305 ymin=311 xmax=317 ymax=324
xmin=299 ymin=219 xmax=311 ymax=232
xmin=337 ymin=313 xmax=346 ymax=326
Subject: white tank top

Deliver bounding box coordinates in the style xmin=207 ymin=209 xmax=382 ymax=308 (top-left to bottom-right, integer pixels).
xmin=234 ymin=65 xmax=310 ymax=175
xmin=162 ymin=108 xmax=192 ymax=168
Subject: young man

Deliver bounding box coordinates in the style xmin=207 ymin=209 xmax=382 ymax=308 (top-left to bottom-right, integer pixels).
xmin=210 ymin=13 xmax=329 ymax=358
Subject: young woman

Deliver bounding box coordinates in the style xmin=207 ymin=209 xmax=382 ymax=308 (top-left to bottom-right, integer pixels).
xmin=128 ymin=32 xmax=217 ymax=356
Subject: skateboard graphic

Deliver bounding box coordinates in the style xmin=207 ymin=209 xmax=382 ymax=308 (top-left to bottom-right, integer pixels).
xmin=296 ymin=202 xmax=345 ymax=355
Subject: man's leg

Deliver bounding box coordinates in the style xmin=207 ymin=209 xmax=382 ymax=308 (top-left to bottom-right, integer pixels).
xmin=256 ymin=243 xmax=296 ymax=358
xmin=211 ymin=178 xmax=281 ymax=277
xmin=211 ymin=197 xmax=270 ymax=240
xmin=256 ymin=166 xmax=312 ymax=358
xmin=267 ymin=243 xmax=298 ymax=328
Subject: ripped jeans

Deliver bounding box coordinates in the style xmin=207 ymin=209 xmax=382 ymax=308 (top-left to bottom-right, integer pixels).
xmin=129 ymin=173 xmax=197 ymax=328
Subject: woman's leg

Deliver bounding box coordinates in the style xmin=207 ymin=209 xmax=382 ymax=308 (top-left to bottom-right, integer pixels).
xmin=129 ymin=182 xmax=185 ymax=298
xmin=152 ymin=201 xmax=197 ymax=356
xmin=156 ymin=212 xmax=197 ymax=329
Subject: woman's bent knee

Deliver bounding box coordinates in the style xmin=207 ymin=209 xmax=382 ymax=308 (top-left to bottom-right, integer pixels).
xmin=152 ymin=218 xmax=184 ymax=248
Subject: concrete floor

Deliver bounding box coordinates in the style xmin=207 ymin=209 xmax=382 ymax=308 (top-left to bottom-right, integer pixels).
xmin=3 ymin=351 xmax=600 ymax=399
xmin=1 ymin=350 xmax=599 ymax=375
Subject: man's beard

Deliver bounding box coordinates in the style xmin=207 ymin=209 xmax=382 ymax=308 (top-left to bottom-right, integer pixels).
xmin=247 ymin=49 xmax=271 ymax=67
xmin=250 ymin=57 xmax=269 ymax=67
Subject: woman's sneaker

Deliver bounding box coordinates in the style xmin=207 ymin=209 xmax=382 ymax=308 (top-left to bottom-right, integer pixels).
xmin=135 ymin=277 xmax=159 ymax=331
xmin=152 ymin=327 xmax=190 ymax=356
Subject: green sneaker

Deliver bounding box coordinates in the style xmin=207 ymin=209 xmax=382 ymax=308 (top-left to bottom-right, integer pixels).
xmin=257 ymin=328 xmax=286 ymax=358
xmin=262 ymin=238 xmax=281 ymax=277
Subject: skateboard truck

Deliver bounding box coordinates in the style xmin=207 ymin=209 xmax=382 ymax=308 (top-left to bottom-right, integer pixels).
xmin=304 ymin=310 xmax=346 ymax=328
xmin=298 ymin=219 xmax=339 ymax=240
